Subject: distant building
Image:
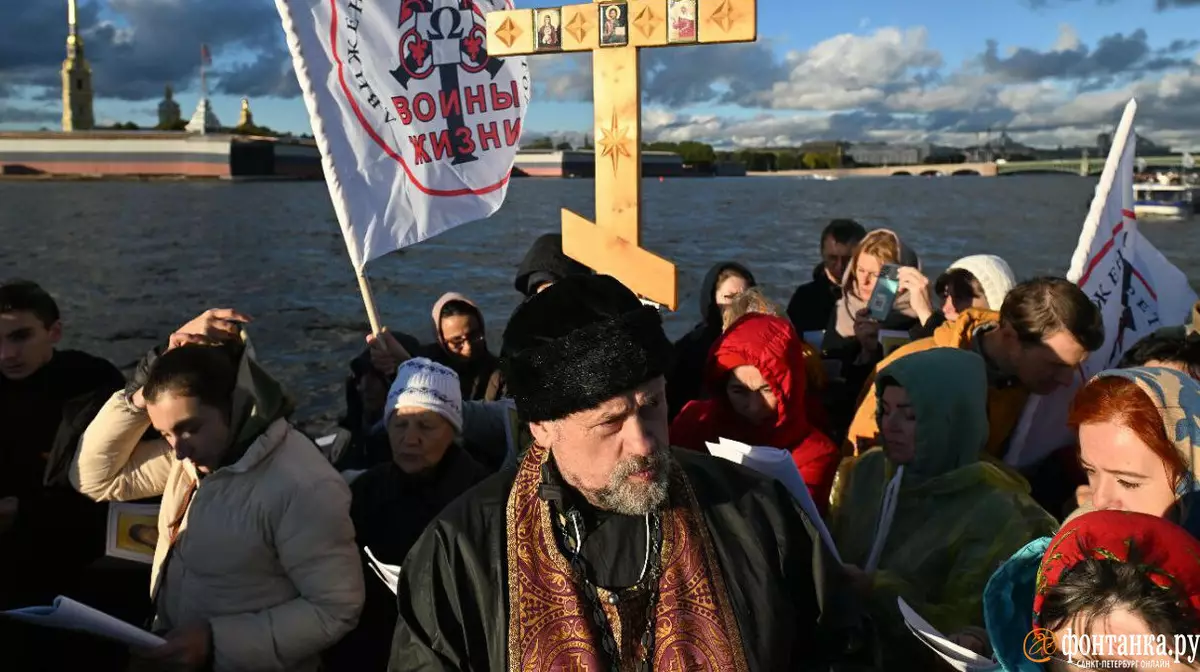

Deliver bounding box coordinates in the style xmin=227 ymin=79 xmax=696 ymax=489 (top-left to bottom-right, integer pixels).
xmin=797 ymin=140 xmax=849 ymax=156
xmin=158 ymin=85 xmax=182 ymax=128
xmin=186 ymin=98 xmax=221 ymax=134
xmin=846 ymin=142 xmax=960 ymax=166
xmin=848 ymin=142 xmax=923 ymax=166
xmin=513 ymin=149 xmax=683 ymax=178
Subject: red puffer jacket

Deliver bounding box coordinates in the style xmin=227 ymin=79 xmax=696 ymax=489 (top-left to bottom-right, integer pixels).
xmin=670 ymin=313 xmax=840 ymax=514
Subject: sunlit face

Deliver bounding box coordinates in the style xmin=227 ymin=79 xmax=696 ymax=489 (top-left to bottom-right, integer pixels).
xmin=880 ymin=385 xmax=917 ymax=464
xmin=387 ymin=406 xmax=456 ymax=475
xmin=147 ymin=392 xmax=232 ymax=475
xmin=854 ymin=253 xmax=883 ymax=299
xmin=941 ymin=292 xmax=990 ymax=322
xmin=714 ymin=275 xmax=748 ymax=307
xmin=1048 ymin=607 xmax=1193 ymax=671
xmin=725 ymin=365 xmax=776 ymax=425
xmin=440 ymin=314 xmax=484 ymax=361
xmin=1078 ymin=421 xmax=1178 ymax=518
xmin=821 ymin=238 xmax=856 ymax=285
xmin=1010 ymin=330 xmax=1090 ymax=395
xmin=529 ymin=377 xmax=671 ymax=515
xmin=0 ymin=311 xmax=60 ymax=381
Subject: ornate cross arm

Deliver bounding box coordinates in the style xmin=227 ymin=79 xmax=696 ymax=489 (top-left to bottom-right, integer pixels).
xmin=487 ymin=0 xmax=757 ymax=310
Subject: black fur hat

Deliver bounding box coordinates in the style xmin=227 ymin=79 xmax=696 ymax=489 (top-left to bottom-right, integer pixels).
xmin=502 ymin=275 xmax=673 ymax=422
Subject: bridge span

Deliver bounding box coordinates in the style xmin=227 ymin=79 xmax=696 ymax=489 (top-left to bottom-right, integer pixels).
xmin=766 ymin=155 xmax=1181 ymax=178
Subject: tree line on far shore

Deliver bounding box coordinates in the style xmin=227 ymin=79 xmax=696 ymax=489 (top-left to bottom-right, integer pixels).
xmin=518 ymin=137 xmax=981 ymax=172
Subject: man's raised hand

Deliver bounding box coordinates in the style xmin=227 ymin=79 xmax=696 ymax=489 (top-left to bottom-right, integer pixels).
xmin=176 ymin=308 xmax=251 ymax=344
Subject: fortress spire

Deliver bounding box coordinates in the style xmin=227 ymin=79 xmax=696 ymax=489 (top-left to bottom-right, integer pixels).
xmin=62 ymin=0 xmax=95 ymax=131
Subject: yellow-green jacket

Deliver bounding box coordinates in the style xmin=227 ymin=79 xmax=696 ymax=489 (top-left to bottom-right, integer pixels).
xmin=830 ymin=348 xmax=1057 ymax=665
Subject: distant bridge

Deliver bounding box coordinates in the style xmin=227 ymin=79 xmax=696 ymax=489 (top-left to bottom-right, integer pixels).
xmin=767 ymin=155 xmax=1183 ymax=178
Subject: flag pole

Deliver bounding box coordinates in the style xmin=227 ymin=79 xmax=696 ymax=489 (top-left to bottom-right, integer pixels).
xmin=355 ymin=270 xmax=383 ymax=336
xmin=274 ymin=0 xmax=388 ymax=337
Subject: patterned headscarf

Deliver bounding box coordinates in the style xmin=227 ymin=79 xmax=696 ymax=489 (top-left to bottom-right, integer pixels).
xmin=1032 ymin=510 xmax=1200 ymax=627
xmin=1093 ymin=367 xmax=1200 ymax=517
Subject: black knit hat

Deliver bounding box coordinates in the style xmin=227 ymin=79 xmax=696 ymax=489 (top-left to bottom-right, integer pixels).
xmin=502 ymin=275 xmax=673 ymax=422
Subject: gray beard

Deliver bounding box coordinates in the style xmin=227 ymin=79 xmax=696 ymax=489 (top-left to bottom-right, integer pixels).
xmin=566 ymin=449 xmax=672 ymax=516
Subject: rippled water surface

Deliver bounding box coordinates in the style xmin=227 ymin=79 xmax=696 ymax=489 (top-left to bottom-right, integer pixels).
xmin=2 ymin=176 xmax=1196 ymax=429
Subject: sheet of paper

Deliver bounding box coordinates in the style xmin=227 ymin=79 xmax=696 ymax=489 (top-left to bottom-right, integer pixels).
xmin=2 ymin=596 xmax=165 ymax=649
xmin=364 ymin=546 xmax=401 ymax=595
xmin=896 ymin=597 xmax=999 ymax=671
xmin=706 ymin=437 xmax=842 ymax=563
xmin=105 ymin=502 xmax=160 ymax=565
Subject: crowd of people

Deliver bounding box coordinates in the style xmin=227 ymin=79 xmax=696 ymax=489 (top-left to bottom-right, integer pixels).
xmin=2 ymin=225 xmax=1199 ymax=671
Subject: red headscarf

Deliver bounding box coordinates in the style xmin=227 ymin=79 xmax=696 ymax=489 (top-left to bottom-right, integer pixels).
xmin=669 ymin=313 xmax=838 ymax=511
xmin=701 ymin=314 xmax=813 ymax=444
xmin=1033 ymin=510 xmax=1200 ymax=626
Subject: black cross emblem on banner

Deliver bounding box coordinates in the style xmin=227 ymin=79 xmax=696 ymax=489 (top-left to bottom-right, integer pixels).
xmin=390 ymin=0 xmax=506 ymax=165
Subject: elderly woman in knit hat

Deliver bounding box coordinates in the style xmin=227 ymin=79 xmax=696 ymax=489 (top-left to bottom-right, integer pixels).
xmin=327 ymin=357 xmax=489 ymax=672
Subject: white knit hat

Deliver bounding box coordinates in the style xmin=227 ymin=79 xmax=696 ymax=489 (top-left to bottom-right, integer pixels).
xmin=947 ymin=254 xmax=1017 ymax=311
xmin=386 ymin=358 xmax=463 ymax=433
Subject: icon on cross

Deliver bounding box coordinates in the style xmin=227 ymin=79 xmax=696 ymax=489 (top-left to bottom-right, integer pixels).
xmin=486 ymin=0 xmax=757 ymax=309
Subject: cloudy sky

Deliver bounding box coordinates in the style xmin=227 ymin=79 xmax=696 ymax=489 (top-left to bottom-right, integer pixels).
xmin=2 ymin=0 xmax=1199 ymax=150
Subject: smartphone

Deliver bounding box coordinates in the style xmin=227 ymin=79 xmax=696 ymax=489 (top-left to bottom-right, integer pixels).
xmin=867 ymin=264 xmax=901 ymax=321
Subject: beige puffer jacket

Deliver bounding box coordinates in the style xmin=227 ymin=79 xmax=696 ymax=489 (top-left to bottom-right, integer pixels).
xmin=70 ymin=386 xmax=364 ymax=671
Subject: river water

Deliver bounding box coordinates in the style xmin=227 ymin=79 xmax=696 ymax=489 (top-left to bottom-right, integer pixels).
xmin=2 ymin=175 xmax=1196 ymax=430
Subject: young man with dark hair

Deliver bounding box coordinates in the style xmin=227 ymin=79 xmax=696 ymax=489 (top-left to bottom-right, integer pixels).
xmin=70 ymin=309 xmax=363 ymax=671
xmin=0 ymin=279 xmax=130 ymax=667
xmin=848 ymin=276 xmax=1104 ymax=457
xmin=787 ymin=219 xmax=867 ymax=332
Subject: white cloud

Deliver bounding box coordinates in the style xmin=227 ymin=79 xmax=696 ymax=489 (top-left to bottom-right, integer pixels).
xmin=755 ymin=28 xmax=942 ymax=111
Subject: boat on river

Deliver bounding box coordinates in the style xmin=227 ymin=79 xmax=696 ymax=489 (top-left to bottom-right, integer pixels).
xmin=1133 ymin=181 xmax=1195 ymax=219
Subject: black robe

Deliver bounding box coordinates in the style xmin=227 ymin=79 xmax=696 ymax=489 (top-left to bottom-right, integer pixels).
xmin=389 ymin=449 xmax=876 ymax=671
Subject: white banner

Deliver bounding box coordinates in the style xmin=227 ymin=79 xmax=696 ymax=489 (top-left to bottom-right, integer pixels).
xmin=276 ymin=0 xmax=531 ymax=269
xmin=1006 ymin=99 xmax=1198 ymax=468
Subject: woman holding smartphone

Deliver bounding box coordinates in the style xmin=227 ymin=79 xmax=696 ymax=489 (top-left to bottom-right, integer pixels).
xmin=821 ymin=229 xmax=927 ymax=430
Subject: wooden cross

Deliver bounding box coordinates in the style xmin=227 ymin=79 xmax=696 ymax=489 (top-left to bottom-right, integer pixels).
xmin=487 ymin=0 xmax=757 ymax=310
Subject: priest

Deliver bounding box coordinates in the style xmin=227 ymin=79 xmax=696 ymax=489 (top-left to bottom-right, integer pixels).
xmin=389 ymin=275 xmax=874 ymax=671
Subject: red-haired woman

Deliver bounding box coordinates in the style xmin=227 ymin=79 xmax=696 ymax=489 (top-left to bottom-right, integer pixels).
xmin=1068 ymin=366 xmax=1200 ymax=535
xmin=943 ymin=365 xmax=1200 ymax=660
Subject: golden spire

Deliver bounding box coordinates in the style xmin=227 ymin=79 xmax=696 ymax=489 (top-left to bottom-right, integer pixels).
xmin=237 ymin=98 xmax=254 ymax=128
xmin=62 ymin=0 xmax=94 ymax=130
